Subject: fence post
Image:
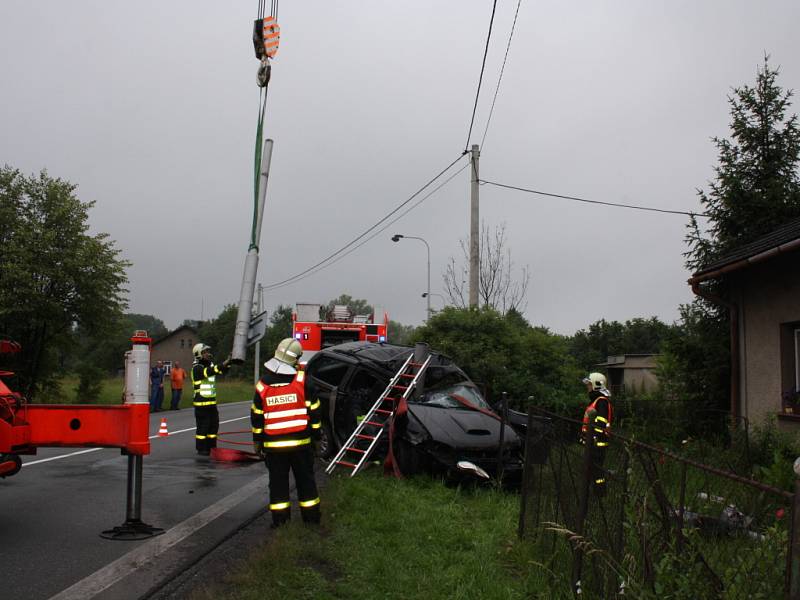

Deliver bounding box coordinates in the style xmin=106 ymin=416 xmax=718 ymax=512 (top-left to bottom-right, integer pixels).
xmin=496 ymin=391 xmax=508 ymax=484
xmin=571 ymin=408 xmax=595 ymax=597
xmin=788 ymin=457 xmax=800 ymax=599
xmin=518 ymin=398 xmax=535 ymax=539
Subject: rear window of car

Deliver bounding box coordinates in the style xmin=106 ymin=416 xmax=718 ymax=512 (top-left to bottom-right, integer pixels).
xmin=307 ymin=356 xmax=350 ymax=386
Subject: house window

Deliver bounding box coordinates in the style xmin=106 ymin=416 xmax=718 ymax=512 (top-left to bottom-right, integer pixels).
xmin=780 ymin=322 xmax=800 ymax=407
xmin=180 ymin=339 xmax=184 ymax=348
xmin=795 ymin=328 xmax=800 ymax=391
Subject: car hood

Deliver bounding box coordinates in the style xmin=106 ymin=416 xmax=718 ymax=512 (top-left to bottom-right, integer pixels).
xmin=406 ymin=404 xmax=520 ymax=450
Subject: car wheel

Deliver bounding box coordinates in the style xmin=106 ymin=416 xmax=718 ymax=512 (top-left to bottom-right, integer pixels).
xmin=316 ymin=419 xmax=337 ymax=460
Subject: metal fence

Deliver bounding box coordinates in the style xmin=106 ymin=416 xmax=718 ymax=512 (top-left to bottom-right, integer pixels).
xmin=517 ymin=406 xmax=796 ymax=599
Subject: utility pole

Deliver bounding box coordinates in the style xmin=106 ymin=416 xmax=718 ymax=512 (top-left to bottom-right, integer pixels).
xmin=469 ymin=144 xmax=480 ymax=308
xmin=253 ymin=283 xmax=263 ymax=385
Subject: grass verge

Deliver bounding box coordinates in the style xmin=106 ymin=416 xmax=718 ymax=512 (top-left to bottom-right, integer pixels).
xmin=189 ymin=472 xmax=569 ymax=600
xmin=56 ymin=377 xmax=254 ymax=406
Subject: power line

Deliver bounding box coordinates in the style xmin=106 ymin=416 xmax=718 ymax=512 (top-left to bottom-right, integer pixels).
xmin=480 ymin=0 xmax=523 ymax=149
xmin=261 ymin=154 xmax=467 ymax=291
xmin=464 ymin=0 xmax=499 ymax=151
xmin=263 ymin=162 xmax=470 ymax=292
xmin=480 ymin=179 xmax=710 ymax=217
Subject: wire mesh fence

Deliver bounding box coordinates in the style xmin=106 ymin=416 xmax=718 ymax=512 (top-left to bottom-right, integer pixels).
xmin=517 ymin=407 xmax=794 ymax=599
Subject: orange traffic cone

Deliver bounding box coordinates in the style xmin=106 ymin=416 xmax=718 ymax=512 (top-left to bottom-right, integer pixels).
xmin=158 ymin=418 xmax=169 ymax=437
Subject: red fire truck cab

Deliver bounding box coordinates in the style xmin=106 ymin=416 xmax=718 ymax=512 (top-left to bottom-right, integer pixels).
xmin=292 ymin=303 xmax=388 ymax=360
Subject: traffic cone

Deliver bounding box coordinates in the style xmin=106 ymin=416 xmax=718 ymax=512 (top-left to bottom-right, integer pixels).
xmin=158 ymin=418 xmax=169 ymax=437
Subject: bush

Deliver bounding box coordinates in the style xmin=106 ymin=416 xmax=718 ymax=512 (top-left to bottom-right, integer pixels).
xmin=74 ymin=363 xmax=105 ymax=403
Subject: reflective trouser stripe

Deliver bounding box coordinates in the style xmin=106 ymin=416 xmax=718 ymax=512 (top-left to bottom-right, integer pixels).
xmin=595 ymin=478 xmax=606 ymax=484
xmin=270 ymin=502 xmax=291 ymax=511
xmin=299 ymin=497 xmax=320 ymax=508
xmin=207 ymin=434 xmax=217 ymax=438
xmin=596 ymin=441 xmax=608 ymax=447
xmin=311 ymin=422 xmax=321 ymax=429
xmin=264 ymin=438 xmax=311 ymax=448
xmin=193 ymin=401 xmax=217 ymax=406
xmin=195 ymin=435 xmax=207 ymax=439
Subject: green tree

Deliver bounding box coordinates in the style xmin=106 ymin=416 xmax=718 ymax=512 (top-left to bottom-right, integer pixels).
xmin=196 ymin=305 xmax=237 ymax=364
xmin=412 ymin=307 xmax=581 ymax=409
xmin=322 ymin=294 xmax=373 ymax=320
xmin=569 ymin=317 xmax=673 ymax=371
xmin=0 ymin=167 xmax=129 ymax=397
xmin=686 ymin=57 xmax=800 ymax=272
xmin=388 ymin=320 xmax=415 ymax=346
xmin=672 ymin=58 xmax=800 ymax=423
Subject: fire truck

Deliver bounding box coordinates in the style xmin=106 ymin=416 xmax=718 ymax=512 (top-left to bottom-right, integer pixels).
xmin=292 ymin=303 xmax=388 ymax=359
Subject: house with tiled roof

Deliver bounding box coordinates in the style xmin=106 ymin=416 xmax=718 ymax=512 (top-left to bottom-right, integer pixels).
xmin=689 ymin=217 xmax=800 ymax=427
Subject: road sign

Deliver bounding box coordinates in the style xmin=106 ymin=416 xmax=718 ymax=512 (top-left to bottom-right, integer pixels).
xmin=247 ymin=311 xmax=269 ymax=346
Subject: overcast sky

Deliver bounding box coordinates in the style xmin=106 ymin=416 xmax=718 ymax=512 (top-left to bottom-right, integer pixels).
xmin=2 ymin=1 xmax=799 ymax=335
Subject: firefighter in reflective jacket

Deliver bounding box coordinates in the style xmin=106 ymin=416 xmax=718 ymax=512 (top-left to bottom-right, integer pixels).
xmin=252 ymin=338 xmax=321 ymax=527
xmin=581 ymin=372 xmax=613 ymax=495
xmin=192 ymin=343 xmax=232 ymax=456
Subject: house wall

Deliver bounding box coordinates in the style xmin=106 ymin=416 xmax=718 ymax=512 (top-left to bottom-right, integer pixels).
xmin=151 ymin=328 xmax=196 ymax=375
xmin=735 ymin=250 xmax=800 ymax=426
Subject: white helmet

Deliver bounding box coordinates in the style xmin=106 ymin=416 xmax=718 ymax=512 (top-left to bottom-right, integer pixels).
xmin=582 ymin=372 xmax=609 ymax=395
xmin=265 ymin=338 xmax=303 ymax=375
xmin=193 ymin=343 xmax=211 ymax=359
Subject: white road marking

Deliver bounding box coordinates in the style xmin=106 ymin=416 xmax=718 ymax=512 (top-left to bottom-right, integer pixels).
xmin=47 ymin=474 xmax=268 ymax=600
xmin=21 ymin=409 xmax=250 ymax=467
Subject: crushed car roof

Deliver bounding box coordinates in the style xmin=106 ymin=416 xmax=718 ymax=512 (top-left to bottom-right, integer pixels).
xmin=316 ymin=342 xmax=468 ymax=380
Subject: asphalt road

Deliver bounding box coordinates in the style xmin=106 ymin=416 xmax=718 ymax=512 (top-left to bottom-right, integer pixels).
xmin=0 ymin=401 xmax=271 ymax=600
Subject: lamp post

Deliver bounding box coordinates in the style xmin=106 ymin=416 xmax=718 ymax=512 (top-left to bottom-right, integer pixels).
xmin=421 ymin=292 xmax=445 ymax=313
xmin=391 ymin=234 xmax=431 ymax=322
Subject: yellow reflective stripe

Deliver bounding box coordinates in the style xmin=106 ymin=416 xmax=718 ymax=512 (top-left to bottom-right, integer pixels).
xmin=596 ymin=441 xmax=608 ymax=447
xmin=299 ymin=497 xmax=320 ymax=508
xmin=270 ymin=502 xmax=291 ymax=511
xmin=251 ymin=405 xmax=264 ymax=414
xmin=264 ymin=438 xmax=311 ymax=448
xmin=307 ymin=399 xmax=320 ymax=410
xmin=195 ymin=435 xmax=207 ymax=439
xmin=252 ymin=427 xmax=263 ymax=434
xmin=311 ymin=422 xmax=321 ymax=429
xmin=193 ymin=400 xmax=217 ymax=406
xmin=595 ymin=478 xmax=606 ymax=484
xmin=595 ymin=416 xmax=608 ymax=424
xmin=256 ymin=381 xmax=266 ymax=393
xmin=207 ymin=434 xmax=217 ymax=438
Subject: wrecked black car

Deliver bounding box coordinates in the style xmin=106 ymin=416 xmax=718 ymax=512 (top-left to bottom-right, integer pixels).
xmin=304 ymin=341 xmax=524 ymax=483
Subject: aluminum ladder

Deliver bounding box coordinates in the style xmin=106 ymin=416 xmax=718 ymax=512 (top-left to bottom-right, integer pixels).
xmin=325 ymin=353 xmax=431 ymax=477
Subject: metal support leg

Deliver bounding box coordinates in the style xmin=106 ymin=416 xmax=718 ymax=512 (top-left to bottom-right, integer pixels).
xmin=100 ymin=455 xmax=165 ymax=540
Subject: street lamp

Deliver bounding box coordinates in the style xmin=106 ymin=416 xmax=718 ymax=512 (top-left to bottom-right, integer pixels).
xmin=421 ymin=292 xmax=445 ymax=314
xmin=391 ymin=234 xmax=431 ymax=322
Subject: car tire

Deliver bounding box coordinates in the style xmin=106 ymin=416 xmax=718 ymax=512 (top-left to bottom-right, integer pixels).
xmin=316 ymin=419 xmax=337 ymax=460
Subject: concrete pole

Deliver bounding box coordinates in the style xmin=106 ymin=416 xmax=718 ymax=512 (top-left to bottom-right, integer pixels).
xmin=232 ymin=139 xmax=274 ymax=362
xmin=469 ymin=144 xmax=480 ymax=308
xmin=254 ymin=284 xmax=263 ymax=385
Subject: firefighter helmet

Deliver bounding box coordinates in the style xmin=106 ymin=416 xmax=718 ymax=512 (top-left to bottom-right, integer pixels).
xmin=265 ymin=338 xmax=303 ymax=375
xmin=583 ymin=372 xmax=607 ymax=392
xmin=193 ymin=343 xmax=211 ymax=358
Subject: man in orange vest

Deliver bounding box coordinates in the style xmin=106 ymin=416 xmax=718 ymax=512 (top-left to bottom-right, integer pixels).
xmin=581 ymin=372 xmax=612 ymax=495
xmin=251 ymin=338 xmax=322 ymax=528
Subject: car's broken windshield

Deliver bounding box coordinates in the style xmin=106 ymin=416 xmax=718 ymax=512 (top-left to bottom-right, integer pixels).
xmin=418 ymin=384 xmax=492 ymax=411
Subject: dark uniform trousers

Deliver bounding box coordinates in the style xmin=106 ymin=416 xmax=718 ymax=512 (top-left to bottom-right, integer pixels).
xmin=266 ymin=446 xmax=321 ymax=526
xmin=195 ymin=405 xmax=219 ymax=453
